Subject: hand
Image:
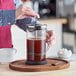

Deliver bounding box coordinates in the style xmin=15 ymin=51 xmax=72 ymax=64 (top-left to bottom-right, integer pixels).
xmin=46 ymin=31 xmax=56 ymax=46
xmin=16 ymin=5 xmax=39 ymax=20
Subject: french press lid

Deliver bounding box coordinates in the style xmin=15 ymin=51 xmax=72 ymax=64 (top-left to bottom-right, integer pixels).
xmin=27 ymin=24 xmax=46 ymax=32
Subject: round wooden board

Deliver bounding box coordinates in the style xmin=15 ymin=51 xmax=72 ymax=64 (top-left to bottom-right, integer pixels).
xmin=9 ymin=58 xmax=70 ymax=72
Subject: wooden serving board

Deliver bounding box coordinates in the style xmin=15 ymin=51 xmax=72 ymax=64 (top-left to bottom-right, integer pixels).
xmin=9 ymin=58 xmax=70 ymax=72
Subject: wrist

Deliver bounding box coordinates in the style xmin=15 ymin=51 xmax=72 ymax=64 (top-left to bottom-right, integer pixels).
xmin=15 ymin=5 xmax=22 ymax=20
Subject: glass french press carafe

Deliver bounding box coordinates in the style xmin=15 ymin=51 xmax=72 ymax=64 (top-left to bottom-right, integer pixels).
xmin=25 ymin=24 xmax=47 ymax=65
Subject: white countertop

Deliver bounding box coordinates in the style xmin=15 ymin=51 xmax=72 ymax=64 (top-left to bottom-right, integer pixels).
xmin=0 ymin=60 xmax=76 ymax=76
xmin=49 ymin=54 xmax=76 ymax=61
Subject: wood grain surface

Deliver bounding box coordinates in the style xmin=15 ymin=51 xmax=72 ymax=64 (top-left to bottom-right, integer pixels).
xmin=9 ymin=58 xmax=70 ymax=72
xmin=39 ymin=19 xmax=67 ymax=24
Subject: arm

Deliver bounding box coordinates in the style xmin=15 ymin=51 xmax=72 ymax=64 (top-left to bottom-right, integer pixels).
xmin=14 ymin=0 xmax=39 ymax=31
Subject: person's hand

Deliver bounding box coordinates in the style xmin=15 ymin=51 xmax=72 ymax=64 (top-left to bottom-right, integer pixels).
xmin=16 ymin=5 xmax=39 ymax=20
xmin=46 ymin=31 xmax=56 ymax=46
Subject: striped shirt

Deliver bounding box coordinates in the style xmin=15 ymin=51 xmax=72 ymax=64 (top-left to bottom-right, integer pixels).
xmin=14 ymin=0 xmax=23 ymax=8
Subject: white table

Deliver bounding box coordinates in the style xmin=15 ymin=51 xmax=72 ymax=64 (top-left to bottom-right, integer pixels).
xmin=0 ymin=61 xmax=76 ymax=76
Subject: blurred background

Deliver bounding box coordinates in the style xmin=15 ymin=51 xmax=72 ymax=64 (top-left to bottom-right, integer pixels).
xmin=12 ymin=0 xmax=76 ymax=59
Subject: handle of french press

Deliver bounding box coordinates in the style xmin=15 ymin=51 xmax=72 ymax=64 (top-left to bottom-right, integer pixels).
xmin=46 ymin=44 xmax=51 ymax=52
xmin=34 ymin=17 xmax=51 ymax=51
xmin=46 ymin=29 xmax=51 ymax=52
xmin=46 ymin=39 xmax=51 ymax=52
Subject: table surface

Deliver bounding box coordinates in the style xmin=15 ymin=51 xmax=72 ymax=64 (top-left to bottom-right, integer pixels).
xmin=39 ymin=18 xmax=67 ymax=24
xmin=0 ymin=61 xmax=76 ymax=76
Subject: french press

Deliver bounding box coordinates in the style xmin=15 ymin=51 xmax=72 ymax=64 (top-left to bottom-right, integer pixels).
xmin=25 ymin=24 xmax=48 ymax=65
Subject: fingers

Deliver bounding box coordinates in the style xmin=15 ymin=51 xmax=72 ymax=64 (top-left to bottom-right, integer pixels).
xmin=47 ymin=37 xmax=56 ymax=46
xmin=47 ymin=30 xmax=56 ymax=37
xmin=46 ymin=31 xmax=56 ymax=46
xmin=46 ymin=31 xmax=56 ymax=41
xmin=22 ymin=5 xmax=40 ymax=18
xmin=16 ymin=5 xmax=40 ymax=19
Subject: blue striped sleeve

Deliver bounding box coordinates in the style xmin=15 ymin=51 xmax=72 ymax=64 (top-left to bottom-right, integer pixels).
xmin=16 ymin=18 xmax=40 ymax=31
xmin=14 ymin=0 xmax=23 ymax=8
